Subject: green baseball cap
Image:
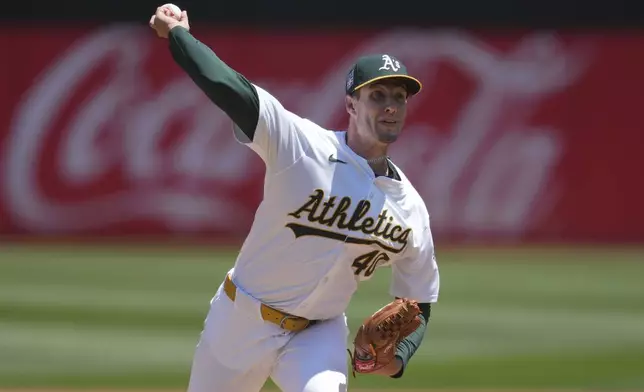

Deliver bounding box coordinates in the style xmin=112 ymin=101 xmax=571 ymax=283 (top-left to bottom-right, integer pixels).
xmin=345 ymin=54 xmax=422 ymax=96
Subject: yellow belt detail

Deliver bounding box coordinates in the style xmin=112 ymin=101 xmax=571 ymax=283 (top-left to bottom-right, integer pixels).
xmin=223 ymin=274 xmax=312 ymax=332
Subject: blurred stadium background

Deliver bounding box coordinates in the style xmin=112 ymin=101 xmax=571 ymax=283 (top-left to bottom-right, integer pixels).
xmin=1 ymin=0 xmax=643 ymax=391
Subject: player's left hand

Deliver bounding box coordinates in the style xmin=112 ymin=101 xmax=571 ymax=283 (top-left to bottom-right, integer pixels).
xmin=149 ymin=6 xmax=190 ymax=39
xmin=348 ymin=298 xmax=421 ymax=377
xmin=366 ymin=356 xmax=403 ymax=376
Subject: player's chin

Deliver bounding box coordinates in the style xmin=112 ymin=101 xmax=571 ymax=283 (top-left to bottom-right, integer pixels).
xmin=375 ymin=126 xmax=402 ymax=144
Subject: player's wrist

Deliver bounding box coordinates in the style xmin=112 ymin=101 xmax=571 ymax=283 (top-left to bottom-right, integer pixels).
xmin=169 ymin=23 xmax=187 ymax=32
xmin=389 ymin=356 xmax=404 ymax=377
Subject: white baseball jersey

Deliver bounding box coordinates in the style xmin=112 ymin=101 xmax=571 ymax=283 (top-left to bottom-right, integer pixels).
xmin=230 ymin=85 xmax=440 ymax=321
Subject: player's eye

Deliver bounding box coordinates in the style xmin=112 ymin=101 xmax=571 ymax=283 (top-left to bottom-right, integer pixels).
xmin=395 ymin=93 xmax=407 ymax=103
xmin=371 ymin=91 xmax=385 ymax=101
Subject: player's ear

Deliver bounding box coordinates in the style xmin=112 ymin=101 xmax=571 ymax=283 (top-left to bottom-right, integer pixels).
xmin=345 ymin=95 xmax=357 ymax=116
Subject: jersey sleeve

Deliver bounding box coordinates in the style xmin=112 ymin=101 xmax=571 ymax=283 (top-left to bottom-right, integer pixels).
xmin=233 ymin=85 xmax=311 ymax=172
xmin=167 ymin=26 xmax=311 ymax=173
xmin=389 ymin=222 xmax=440 ymax=303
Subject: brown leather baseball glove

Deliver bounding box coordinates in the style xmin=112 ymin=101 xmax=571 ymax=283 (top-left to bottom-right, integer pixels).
xmin=348 ymin=298 xmax=421 ymax=376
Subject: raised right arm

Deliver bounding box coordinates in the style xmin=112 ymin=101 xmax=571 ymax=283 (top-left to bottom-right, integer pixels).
xmin=166 ymin=25 xmax=311 ymax=170
xmin=168 ymin=26 xmax=259 ymax=140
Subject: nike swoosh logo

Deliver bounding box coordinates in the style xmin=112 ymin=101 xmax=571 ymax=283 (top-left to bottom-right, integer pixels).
xmin=328 ymin=154 xmax=347 ymax=164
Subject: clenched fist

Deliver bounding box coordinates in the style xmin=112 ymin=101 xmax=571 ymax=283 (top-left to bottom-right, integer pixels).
xmin=149 ymin=5 xmax=190 ymax=39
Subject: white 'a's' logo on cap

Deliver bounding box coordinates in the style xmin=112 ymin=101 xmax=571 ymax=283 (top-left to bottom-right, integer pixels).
xmin=379 ymin=54 xmax=401 ymax=71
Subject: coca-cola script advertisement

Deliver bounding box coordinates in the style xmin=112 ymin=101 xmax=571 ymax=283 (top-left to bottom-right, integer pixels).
xmin=1 ymin=26 xmax=643 ymax=243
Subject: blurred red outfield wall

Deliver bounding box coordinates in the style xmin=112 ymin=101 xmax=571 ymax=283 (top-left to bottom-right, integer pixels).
xmin=1 ymin=26 xmax=643 ymax=244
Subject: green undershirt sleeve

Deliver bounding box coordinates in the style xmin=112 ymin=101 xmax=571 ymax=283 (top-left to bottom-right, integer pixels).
xmin=391 ymin=302 xmax=431 ymax=378
xmin=167 ymin=26 xmax=260 ymax=140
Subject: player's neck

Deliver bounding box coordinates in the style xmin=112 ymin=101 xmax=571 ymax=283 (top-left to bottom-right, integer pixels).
xmin=345 ymin=129 xmax=390 ymax=176
xmin=345 ymin=128 xmax=388 ymax=162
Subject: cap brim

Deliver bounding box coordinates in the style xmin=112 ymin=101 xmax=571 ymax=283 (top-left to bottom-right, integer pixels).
xmin=352 ymin=75 xmax=422 ymax=96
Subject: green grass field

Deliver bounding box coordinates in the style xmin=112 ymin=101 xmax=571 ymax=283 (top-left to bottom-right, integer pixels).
xmin=1 ymin=243 xmax=643 ymax=390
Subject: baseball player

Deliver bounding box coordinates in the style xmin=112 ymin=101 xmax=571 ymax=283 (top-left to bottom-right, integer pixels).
xmin=149 ymin=6 xmax=440 ymax=392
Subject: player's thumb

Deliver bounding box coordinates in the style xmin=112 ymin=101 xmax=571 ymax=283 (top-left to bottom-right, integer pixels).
xmin=181 ymin=10 xmax=188 ymax=20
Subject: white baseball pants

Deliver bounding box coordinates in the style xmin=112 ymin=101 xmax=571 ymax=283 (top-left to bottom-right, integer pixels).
xmin=186 ymin=278 xmax=350 ymax=392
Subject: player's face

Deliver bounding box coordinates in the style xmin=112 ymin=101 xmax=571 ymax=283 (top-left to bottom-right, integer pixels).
xmin=352 ymin=81 xmax=409 ymax=144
